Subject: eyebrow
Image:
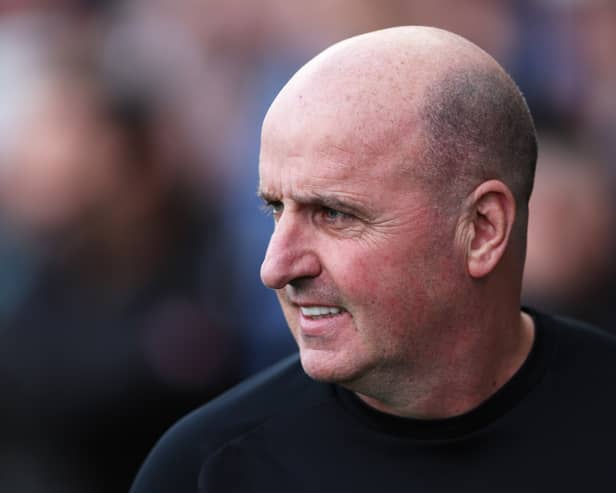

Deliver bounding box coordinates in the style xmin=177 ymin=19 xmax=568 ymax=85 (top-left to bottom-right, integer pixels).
xmin=256 ymin=188 xmax=277 ymax=202
xmin=257 ymin=189 xmax=368 ymax=217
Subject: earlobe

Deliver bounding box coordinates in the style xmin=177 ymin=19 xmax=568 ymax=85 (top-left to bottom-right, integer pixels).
xmin=466 ymin=180 xmax=516 ymax=279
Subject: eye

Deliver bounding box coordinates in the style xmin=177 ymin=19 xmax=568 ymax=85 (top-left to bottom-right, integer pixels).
xmin=322 ymin=207 xmax=351 ymax=223
xmin=324 ymin=207 xmax=343 ymax=219
xmin=261 ymin=200 xmax=283 ymax=218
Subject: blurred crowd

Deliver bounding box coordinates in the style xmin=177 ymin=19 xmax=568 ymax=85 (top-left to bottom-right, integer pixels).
xmin=0 ymin=1 xmax=614 ymax=491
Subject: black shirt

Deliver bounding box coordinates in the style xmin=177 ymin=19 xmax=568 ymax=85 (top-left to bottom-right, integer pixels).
xmin=130 ymin=310 xmax=616 ymax=492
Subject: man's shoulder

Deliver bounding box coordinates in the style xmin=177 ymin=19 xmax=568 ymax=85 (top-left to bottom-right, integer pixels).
xmin=129 ymin=353 xmax=327 ymax=493
xmin=534 ymin=309 xmax=616 ymax=377
xmin=186 ymin=352 xmax=323 ymax=439
xmin=537 ymin=309 xmax=616 ymax=347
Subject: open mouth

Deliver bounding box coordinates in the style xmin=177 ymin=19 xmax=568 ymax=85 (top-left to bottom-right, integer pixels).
xmin=300 ymin=306 xmax=345 ymax=319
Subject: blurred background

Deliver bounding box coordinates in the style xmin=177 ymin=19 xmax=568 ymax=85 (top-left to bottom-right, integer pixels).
xmin=0 ymin=0 xmax=614 ymax=491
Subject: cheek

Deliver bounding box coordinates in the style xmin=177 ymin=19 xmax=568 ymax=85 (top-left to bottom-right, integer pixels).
xmin=342 ymin=245 xmax=441 ymax=330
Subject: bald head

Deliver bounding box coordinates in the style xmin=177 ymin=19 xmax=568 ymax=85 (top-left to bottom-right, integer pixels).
xmin=266 ymin=26 xmax=491 ymax=112
xmin=262 ymin=26 xmax=537 ymax=242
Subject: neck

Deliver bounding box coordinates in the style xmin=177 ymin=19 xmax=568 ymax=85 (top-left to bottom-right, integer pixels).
xmin=355 ymin=309 xmax=535 ymax=420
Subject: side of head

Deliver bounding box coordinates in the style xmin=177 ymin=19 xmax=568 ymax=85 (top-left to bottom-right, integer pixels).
xmin=258 ymin=26 xmax=537 ymax=389
xmin=416 ymin=60 xmax=537 ymax=274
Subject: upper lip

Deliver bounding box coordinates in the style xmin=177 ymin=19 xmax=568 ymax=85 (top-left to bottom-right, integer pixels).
xmin=288 ymin=299 xmax=342 ymax=308
xmin=285 ymin=294 xmax=346 ymax=311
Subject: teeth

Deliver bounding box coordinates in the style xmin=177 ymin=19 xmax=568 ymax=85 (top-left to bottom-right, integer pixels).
xmin=300 ymin=306 xmax=342 ymax=317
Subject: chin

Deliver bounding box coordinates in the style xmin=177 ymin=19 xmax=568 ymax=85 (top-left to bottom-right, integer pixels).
xmin=298 ymin=347 xmax=365 ymax=384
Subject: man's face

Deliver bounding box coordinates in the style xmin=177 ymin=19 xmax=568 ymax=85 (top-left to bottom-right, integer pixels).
xmin=258 ymin=88 xmax=462 ymax=392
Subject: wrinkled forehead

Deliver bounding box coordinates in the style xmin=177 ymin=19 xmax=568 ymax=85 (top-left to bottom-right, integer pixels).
xmin=258 ymin=94 xmax=423 ymax=206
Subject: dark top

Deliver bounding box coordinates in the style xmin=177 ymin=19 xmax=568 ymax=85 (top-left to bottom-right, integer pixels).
xmin=130 ymin=310 xmax=616 ymax=492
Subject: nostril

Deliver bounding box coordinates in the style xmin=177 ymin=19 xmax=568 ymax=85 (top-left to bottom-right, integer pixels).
xmin=288 ymin=275 xmax=316 ymax=290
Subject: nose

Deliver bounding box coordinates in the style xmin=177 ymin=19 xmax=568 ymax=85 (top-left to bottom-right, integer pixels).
xmin=260 ymin=213 xmax=321 ymax=289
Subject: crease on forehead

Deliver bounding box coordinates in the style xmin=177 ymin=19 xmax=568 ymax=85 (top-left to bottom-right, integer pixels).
xmin=258 ymin=156 xmax=373 ymax=200
xmin=257 ymin=151 xmax=427 ymax=218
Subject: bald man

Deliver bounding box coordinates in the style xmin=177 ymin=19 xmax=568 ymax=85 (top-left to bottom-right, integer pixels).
xmin=130 ymin=27 xmax=616 ymax=493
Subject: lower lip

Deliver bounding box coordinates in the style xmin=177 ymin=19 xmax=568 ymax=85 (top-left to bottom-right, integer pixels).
xmin=298 ymin=310 xmax=350 ymax=337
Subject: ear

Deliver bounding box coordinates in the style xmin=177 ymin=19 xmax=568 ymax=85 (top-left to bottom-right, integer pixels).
xmin=464 ymin=180 xmax=516 ymax=279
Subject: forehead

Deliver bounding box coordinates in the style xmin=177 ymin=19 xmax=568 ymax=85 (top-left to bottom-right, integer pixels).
xmin=257 ymin=35 xmax=438 ymax=203
xmin=259 ymin=118 xmax=407 ymax=203
xmin=260 ymin=93 xmax=423 ymax=194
